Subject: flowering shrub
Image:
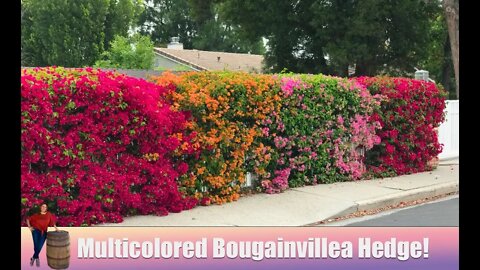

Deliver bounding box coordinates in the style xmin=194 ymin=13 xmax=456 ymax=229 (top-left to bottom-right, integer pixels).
xmin=21 ymin=68 xmax=446 ymax=224
xmin=21 ymin=67 xmax=198 ymax=226
xmin=151 ymin=72 xmax=282 ymax=204
xmin=356 ymin=77 xmax=446 ymax=176
xmin=252 ymin=74 xmax=381 ymax=191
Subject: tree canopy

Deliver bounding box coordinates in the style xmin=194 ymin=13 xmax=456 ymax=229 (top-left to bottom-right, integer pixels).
xmin=137 ymin=0 xmax=264 ymax=54
xmin=21 ymin=0 xmax=143 ymax=67
xmin=217 ymin=0 xmax=439 ymax=76
xmin=94 ymin=34 xmax=155 ymax=69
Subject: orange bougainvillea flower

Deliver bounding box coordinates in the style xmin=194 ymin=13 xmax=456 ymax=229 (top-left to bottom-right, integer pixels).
xmin=150 ymin=71 xmax=283 ymax=204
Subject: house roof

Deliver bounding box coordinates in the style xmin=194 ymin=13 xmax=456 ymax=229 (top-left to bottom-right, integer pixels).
xmin=154 ymin=48 xmax=264 ymax=73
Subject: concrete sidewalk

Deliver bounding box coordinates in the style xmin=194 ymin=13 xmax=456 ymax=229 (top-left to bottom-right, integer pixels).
xmin=100 ymin=159 xmax=458 ymax=227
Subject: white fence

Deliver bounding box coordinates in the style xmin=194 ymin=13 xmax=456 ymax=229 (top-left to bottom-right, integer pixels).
xmin=438 ymin=100 xmax=459 ymax=160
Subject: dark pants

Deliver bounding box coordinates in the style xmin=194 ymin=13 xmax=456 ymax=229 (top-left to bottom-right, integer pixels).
xmin=31 ymin=229 xmax=47 ymax=259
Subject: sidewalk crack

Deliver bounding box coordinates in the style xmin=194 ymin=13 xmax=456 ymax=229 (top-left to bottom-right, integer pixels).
xmin=380 ymin=186 xmax=407 ymax=191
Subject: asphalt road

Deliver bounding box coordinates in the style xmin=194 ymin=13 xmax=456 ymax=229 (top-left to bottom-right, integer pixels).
xmin=345 ymin=197 xmax=459 ymax=227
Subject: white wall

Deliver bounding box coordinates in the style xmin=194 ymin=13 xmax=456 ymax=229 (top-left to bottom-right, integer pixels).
xmin=438 ymin=100 xmax=459 ymax=160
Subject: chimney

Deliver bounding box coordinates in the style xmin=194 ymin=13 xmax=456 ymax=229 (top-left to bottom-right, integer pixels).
xmin=167 ymin=37 xmax=183 ymax=50
xmin=414 ymin=69 xmax=429 ymax=81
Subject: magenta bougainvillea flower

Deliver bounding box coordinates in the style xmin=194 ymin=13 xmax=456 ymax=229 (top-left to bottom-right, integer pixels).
xmin=355 ymin=76 xmax=446 ymax=176
xmin=21 ymin=67 xmax=199 ymax=226
xmin=21 ymin=68 xmax=446 ymax=226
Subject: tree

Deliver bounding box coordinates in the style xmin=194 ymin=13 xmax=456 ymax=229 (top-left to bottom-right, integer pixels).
xmin=443 ymin=0 xmax=459 ymax=98
xmin=188 ymin=0 xmax=216 ymax=26
xmin=21 ymin=0 xmax=142 ymax=67
xmin=313 ymin=0 xmax=438 ymax=76
xmin=138 ymin=0 xmax=197 ymax=48
xmin=218 ymin=0 xmax=327 ymax=73
xmin=192 ymin=10 xmax=265 ymax=54
xmin=94 ymin=34 xmax=155 ymax=69
xmin=219 ymin=0 xmax=439 ymax=75
xmin=419 ymin=7 xmax=456 ymax=99
xmin=22 ymin=0 xmax=109 ymax=67
xmin=104 ymin=0 xmax=145 ymax=49
xmin=138 ymin=0 xmax=264 ymax=54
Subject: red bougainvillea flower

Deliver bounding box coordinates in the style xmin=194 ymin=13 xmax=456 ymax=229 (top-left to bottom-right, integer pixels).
xmin=355 ymin=76 xmax=446 ymax=176
xmin=21 ymin=67 xmax=199 ymax=226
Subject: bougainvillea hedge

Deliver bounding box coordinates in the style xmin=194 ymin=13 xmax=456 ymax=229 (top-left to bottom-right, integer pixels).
xmin=21 ymin=67 xmax=199 ymax=226
xmin=21 ymin=67 xmax=446 ymax=225
xmin=151 ymin=72 xmax=382 ymax=198
xmin=253 ymin=74 xmax=381 ymax=193
xmin=152 ymin=72 xmax=282 ymax=204
xmin=355 ymin=77 xmax=446 ymax=176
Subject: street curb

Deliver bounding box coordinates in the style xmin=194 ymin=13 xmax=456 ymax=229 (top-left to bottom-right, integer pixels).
xmin=314 ymin=181 xmax=459 ymax=224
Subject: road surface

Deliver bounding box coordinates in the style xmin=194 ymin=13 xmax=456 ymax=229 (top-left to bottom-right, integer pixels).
xmin=329 ymin=196 xmax=459 ymax=226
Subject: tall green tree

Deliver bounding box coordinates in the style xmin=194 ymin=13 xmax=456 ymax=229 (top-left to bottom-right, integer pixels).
xmin=22 ymin=0 xmax=109 ymax=67
xmin=192 ymin=9 xmax=265 ymax=54
xmin=311 ymin=0 xmax=438 ymax=76
xmin=138 ymin=0 xmax=264 ymax=54
xmin=194 ymin=23 xmax=264 ymax=54
xmin=138 ymin=0 xmax=197 ymax=48
xmin=21 ymin=0 xmax=142 ymax=67
xmin=105 ymin=0 xmax=145 ymax=49
xmin=218 ymin=0 xmax=331 ymax=73
xmin=219 ymin=0 xmax=439 ymax=75
xmin=419 ymin=6 xmax=455 ymax=99
xmin=188 ymin=0 xmax=216 ymax=26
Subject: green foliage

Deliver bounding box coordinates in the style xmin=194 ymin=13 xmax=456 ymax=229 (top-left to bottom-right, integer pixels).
xmin=219 ymin=0 xmax=441 ymax=76
xmin=104 ymin=0 xmax=145 ymax=49
xmin=418 ymin=8 xmax=456 ymax=99
xmin=22 ymin=0 xmax=109 ymax=67
xmin=257 ymin=74 xmax=380 ymax=188
xmin=138 ymin=0 xmax=264 ymax=54
xmin=188 ymin=0 xmax=216 ymax=25
xmin=21 ymin=0 xmax=142 ymax=67
xmin=219 ymin=0 xmax=329 ymax=74
xmin=313 ymin=0 xmax=438 ymax=76
xmin=192 ymin=17 xmax=266 ymax=54
xmin=138 ymin=0 xmax=196 ymax=49
xmin=94 ymin=34 xmax=155 ymax=69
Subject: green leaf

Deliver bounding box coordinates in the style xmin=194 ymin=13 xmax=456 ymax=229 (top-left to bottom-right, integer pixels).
xmin=66 ymin=101 xmax=76 ymax=110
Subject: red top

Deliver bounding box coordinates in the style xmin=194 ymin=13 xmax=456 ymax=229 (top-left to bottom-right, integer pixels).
xmin=28 ymin=212 xmax=56 ymax=234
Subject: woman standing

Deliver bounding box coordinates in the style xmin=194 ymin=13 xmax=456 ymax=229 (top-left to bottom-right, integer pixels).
xmin=26 ymin=203 xmax=59 ymax=267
